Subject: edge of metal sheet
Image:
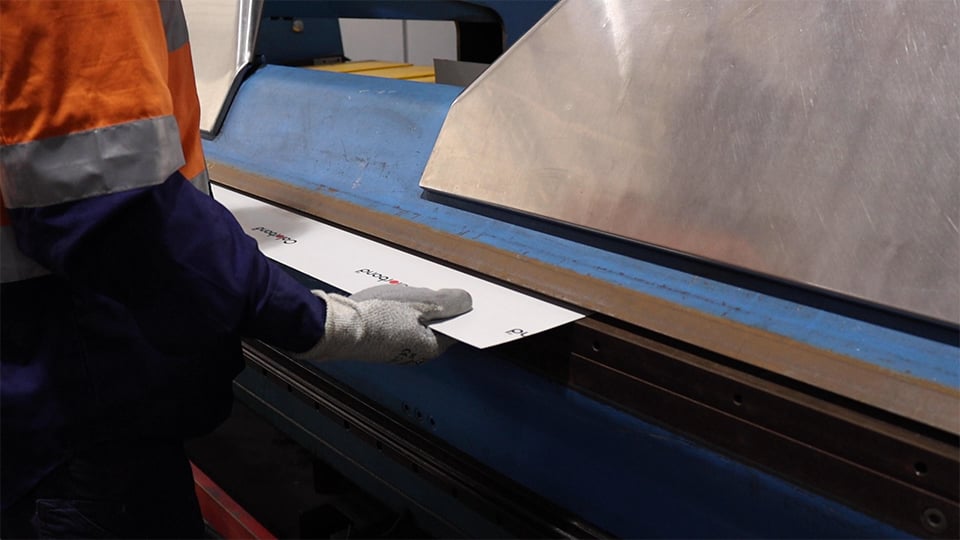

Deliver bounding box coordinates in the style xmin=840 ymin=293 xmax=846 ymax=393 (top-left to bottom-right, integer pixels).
xmin=183 ymin=0 xmax=263 ymax=134
xmin=420 ymin=0 xmax=960 ymax=326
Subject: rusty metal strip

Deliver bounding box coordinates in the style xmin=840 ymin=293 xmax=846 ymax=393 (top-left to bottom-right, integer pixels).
xmin=207 ymin=161 xmax=960 ymax=436
xmin=567 ymin=353 xmax=958 ymax=538
xmin=499 ymin=318 xmax=959 ymax=536
xmin=569 ymin=317 xmax=959 ymax=497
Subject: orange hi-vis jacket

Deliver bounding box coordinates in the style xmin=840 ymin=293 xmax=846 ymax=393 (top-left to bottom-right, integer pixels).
xmin=0 ymin=1 xmax=329 ymax=511
xmin=0 ymin=0 xmax=208 ymax=283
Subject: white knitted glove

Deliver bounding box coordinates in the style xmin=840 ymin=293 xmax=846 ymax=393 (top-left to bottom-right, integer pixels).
xmin=295 ymin=285 xmax=472 ymax=364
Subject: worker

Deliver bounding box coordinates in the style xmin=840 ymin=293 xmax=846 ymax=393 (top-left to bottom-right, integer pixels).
xmin=0 ymin=1 xmax=472 ymax=538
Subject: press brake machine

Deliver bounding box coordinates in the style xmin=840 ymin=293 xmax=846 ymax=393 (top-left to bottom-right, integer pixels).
xmin=182 ymin=1 xmax=960 ymax=537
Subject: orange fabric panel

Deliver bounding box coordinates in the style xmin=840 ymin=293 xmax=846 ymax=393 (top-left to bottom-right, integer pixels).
xmin=0 ymin=1 xmax=174 ymax=145
xmin=167 ymin=44 xmax=206 ymax=180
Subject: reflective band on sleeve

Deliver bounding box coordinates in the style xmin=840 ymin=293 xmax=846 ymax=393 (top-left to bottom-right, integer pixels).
xmin=158 ymin=0 xmax=189 ymax=52
xmin=0 ymin=116 xmax=185 ymax=209
xmin=188 ymin=168 xmax=211 ymax=195
xmin=0 ymin=227 xmax=50 ymax=283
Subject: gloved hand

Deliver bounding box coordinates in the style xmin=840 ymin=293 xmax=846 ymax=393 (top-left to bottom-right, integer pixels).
xmin=295 ymin=285 xmax=472 ymax=364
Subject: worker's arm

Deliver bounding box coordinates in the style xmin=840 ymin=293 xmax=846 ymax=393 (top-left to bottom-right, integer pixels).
xmin=10 ymin=173 xmax=327 ymax=352
xmin=9 ymin=173 xmax=471 ymax=362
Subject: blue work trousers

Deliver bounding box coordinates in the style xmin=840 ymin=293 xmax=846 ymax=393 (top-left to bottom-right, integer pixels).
xmin=0 ymin=440 xmax=204 ymax=539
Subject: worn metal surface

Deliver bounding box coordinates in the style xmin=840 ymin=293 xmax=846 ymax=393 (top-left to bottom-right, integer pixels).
xmin=182 ymin=0 xmax=262 ymax=133
xmin=209 ymin=161 xmax=960 ymax=436
xmin=420 ymin=0 xmax=960 ymax=325
xmin=214 ymin=162 xmax=958 ymax=536
xmin=563 ymin=318 xmax=958 ymax=538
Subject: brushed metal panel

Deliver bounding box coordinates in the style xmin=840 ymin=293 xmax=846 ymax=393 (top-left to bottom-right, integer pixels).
xmin=420 ymin=0 xmax=960 ymax=325
xmin=182 ymin=0 xmax=262 ymax=133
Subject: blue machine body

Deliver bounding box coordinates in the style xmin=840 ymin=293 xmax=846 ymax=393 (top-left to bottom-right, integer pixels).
xmin=205 ymin=65 xmax=958 ymax=386
xmin=260 ymin=0 xmax=556 ymax=46
xmin=255 ymin=0 xmax=558 ymax=65
xmin=202 ymin=64 xmax=958 ymax=537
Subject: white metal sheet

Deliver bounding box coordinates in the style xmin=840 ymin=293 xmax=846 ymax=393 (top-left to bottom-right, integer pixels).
xmin=212 ymin=185 xmax=586 ymax=348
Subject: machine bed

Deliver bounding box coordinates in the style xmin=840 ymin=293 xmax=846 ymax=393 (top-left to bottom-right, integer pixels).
xmin=184 ymin=1 xmax=959 ymax=537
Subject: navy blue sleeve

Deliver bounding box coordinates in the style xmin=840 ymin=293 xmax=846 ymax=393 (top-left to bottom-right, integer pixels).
xmin=9 ymin=173 xmax=327 ymax=353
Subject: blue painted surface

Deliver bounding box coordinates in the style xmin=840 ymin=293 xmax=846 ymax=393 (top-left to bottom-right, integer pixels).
xmin=255 ymin=16 xmax=344 ymax=65
xmin=312 ymin=347 xmax=909 ymax=538
xmin=235 ymin=368 xmax=512 ymax=538
xmin=471 ymin=0 xmax=558 ymax=45
xmin=203 ymin=64 xmax=959 ymax=389
xmin=261 ymin=0 xmax=557 ymax=48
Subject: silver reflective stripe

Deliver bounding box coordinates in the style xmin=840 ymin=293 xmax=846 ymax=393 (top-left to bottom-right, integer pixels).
xmin=188 ymin=168 xmax=211 ymax=195
xmin=158 ymin=0 xmax=189 ymax=51
xmin=0 ymin=116 xmax=185 ymax=209
xmin=0 ymin=227 xmax=50 ymax=283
